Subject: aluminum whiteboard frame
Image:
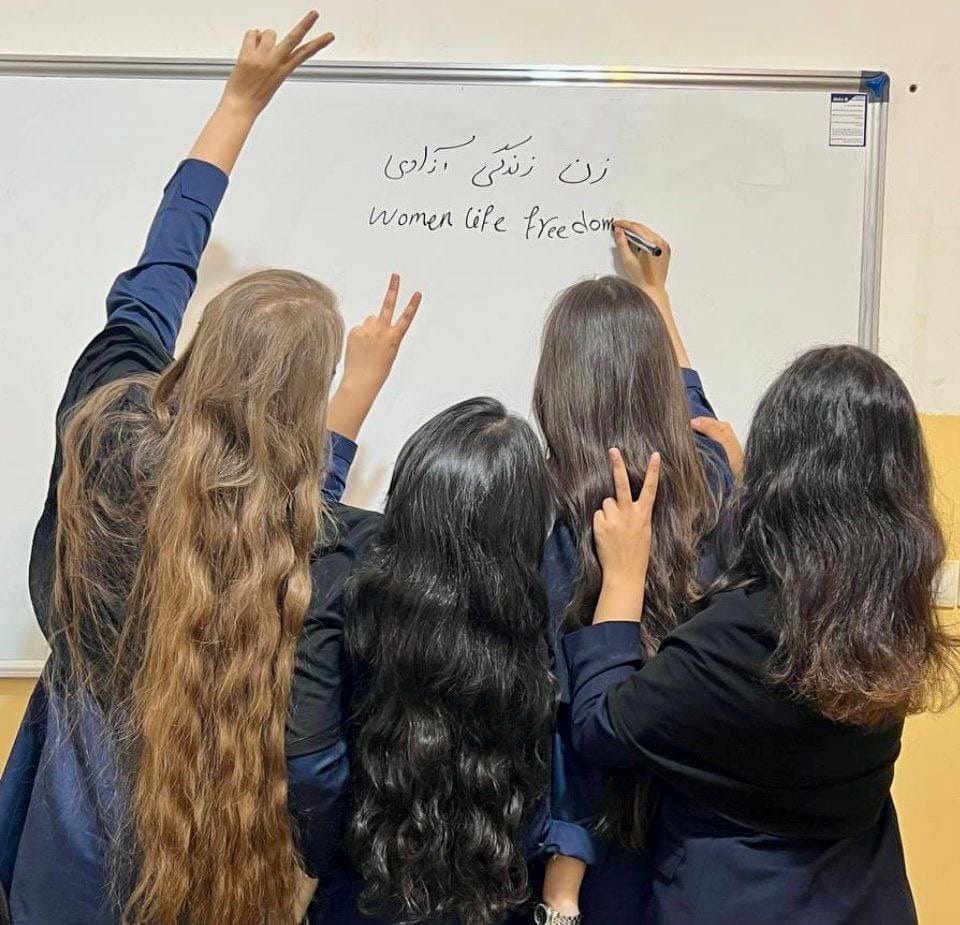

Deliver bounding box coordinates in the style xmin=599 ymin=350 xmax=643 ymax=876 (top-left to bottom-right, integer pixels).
xmin=0 ymin=57 xmax=887 ymax=677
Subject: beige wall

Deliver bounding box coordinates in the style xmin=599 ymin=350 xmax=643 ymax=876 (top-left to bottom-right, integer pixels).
xmin=2 ymin=2 xmax=958 ymax=922
xmin=0 ymin=679 xmax=34 ymax=762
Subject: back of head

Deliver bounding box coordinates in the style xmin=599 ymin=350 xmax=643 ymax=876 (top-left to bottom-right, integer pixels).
xmin=55 ymin=269 xmax=344 ymax=924
xmin=717 ymin=344 xmax=959 ymax=725
xmin=346 ymin=397 xmax=555 ymax=925
xmin=533 ymin=275 xmax=716 ymax=650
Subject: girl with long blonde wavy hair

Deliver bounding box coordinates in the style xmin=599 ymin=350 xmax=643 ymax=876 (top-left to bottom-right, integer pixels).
xmin=0 ymin=13 xmax=422 ymax=924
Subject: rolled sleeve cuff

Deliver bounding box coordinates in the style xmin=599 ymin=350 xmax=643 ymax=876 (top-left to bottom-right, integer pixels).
xmin=681 ymin=367 xmax=704 ymax=392
xmin=329 ymin=432 xmax=358 ymax=468
xmin=681 ymin=366 xmax=718 ymax=421
xmin=163 ymin=158 xmax=230 ymax=216
xmin=539 ymin=819 xmax=601 ymax=866
xmin=563 ymin=622 xmax=645 ymax=677
xmin=322 ymin=432 xmax=358 ymax=502
xmin=564 ymin=623 xmax=646 ymax=709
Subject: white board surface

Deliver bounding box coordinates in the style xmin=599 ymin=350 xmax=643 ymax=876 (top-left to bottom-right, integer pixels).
xmin=0 ymin=64 xmax=877 ymax=668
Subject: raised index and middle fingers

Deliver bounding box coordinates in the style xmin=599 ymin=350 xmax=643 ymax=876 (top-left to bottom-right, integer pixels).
xmin=280 ymin=10 xmax=321 ymax=51
xmin=394 ymin=291 xmax=423 ymax=337
xmin=637 ymin=452 xmax=662 ymax=517
xmin=379 ymin=273 xmax=401 ymax=322
xmin=608 ymin=448 xmax=634 ymax=508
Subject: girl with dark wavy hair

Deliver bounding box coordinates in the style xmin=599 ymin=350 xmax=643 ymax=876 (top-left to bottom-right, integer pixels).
xmin=567 ymin=346 xmax=960 ymax=924
xmin=0 ymin=14 xmax=422 ymax=924
xmin=319 ymin=397 xmax=555 ymax=925
xmin=533 ymin=221 xmax=736 ymax=924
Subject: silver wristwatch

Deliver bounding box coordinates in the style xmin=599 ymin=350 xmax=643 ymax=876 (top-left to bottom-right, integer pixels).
xmin=534 ymin=903 xmax=582 ymax=925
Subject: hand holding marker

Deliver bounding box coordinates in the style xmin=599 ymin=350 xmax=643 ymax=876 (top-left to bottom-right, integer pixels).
xmin=618 ymin=224 xmax=663 ymax=256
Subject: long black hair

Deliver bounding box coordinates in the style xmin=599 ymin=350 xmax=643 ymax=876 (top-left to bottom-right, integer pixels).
xmin=714 ymin=345 xmax=960 ymax=725
xmin=345 ymin=397 xmax=556 ymax=925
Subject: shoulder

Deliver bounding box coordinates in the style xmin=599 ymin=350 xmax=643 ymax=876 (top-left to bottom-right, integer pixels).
xmin=323 ymin=502 xmax=381 ymax=551
xmin=329 ymin=501 xmax=381 ymax=530
xmin=61 ymin=322 xmax=171 ymax=415
xmin=308 ymin=503 xmax=381 ymax=583
xmin=664 ymin=585 xmax=778 ymax=667
xmin=297 ymin=505 xmax=381 ymax=665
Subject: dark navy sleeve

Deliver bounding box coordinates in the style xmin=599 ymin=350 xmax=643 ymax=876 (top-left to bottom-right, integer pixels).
xmin=682 ymin=367 xmax=717 ymax=421
xmin=539 ymin=728 xmax=603 ymax=864
xmin=287 ymin=507 xmax=381 ymax=757
xmin=287 ymin=740 xmax=350 ymax=878
xmin=681 ymin=367 xmax=734 ymax=500
xmin=538 ymin=527 xmax=605 ymax=865
xmin=0 ymin=680 xmax=48 ymax=895
xmin=563 ymin=622 xmax=648 ymax=770
xmin=107 ymin=159 xmax=229 ymax=352
xmin=323 ymin=433 xmax=358 ymax=502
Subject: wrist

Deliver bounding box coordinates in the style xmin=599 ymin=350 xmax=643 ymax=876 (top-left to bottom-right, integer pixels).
xmin=542 ymin=897 xmax=580 ymax=917
xmin=641 ymin=284 xmax=671 ymax=311
xmin=215 ymin=92 xmax=262 ymax=126
xmin=335 ymin=373 xmax=382 ymax=406
xmin=326 ymin=378 xmax=380 ymax=441
xmin=600 ymin=569 xmax=645 ymax=594
xmin=534 ymin=904 xmax=581 ymax=925
xmin=594 ymin=576 xmax=645 ymax=624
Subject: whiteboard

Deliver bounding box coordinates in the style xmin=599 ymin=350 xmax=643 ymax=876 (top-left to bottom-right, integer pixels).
xmin=0 ymin=59 xmax=887 ymax=671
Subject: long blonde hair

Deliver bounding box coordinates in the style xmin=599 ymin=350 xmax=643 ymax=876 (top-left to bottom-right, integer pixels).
xmin=53 ymin=270 xmax=344 ymax=924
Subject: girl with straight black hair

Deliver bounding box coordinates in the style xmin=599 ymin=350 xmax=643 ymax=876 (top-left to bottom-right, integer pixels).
xmin=567 ymin=345 xmax=960 ymax=924
xmin=315 ymin=397 xmax=556 ymax=925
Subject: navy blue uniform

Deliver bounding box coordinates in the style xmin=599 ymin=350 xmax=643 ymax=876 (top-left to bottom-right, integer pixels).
xmin=0 ymin=159 xmax=363 ymax=923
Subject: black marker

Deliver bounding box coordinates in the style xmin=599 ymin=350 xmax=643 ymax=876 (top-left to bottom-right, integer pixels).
xmin=621 ymin=227 xmax=663 ymax=257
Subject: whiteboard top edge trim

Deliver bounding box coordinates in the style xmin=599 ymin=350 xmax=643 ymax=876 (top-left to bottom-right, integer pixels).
xmin=0 ymin=55 xmax=882 ymax=92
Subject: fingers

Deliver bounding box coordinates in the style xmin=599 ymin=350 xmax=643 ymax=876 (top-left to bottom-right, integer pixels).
xmin=289 ymin=32 xmax=336 ymax=68
xmin=613 ymin=218 xmax=661 ymax=243
xmin=259 ymin=29 xmax=278 ymax=51
xmin=637 ymin=452 xmax=661 ymax=517
xmin=280 ymin=9 xmax=320 ymax=50
xmin=608 ymin=448 xmax=633 ymax=508
xmin=690 ymin=417 xmax=741 ymax=454
xmin=593 ymin=508 xmax=606 ymax=534
xmin=377 ymin=275 xmax=422 ymax=338
xmin=394 ymin=291 xmax=422 ymax=337
xmin=691 ymin=417 xmax=744 ymax=476
xmin=241 ymin=29 xmax=260 ymax=56
xmin=691 ymin=417 xmax=726 ymax=439
xmin=379 ymin=273 xmax=400 ymax=322
xmin=613 ymin=226 xmax=637 ymax=266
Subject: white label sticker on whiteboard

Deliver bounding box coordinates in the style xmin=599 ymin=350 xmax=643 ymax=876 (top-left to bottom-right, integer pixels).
xmin=829 ymin=93 xmax=867 ymax=147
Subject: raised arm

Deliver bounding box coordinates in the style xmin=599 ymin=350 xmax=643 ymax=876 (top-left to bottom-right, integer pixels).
xmin=107 ymin=12 xmax=335 ymax=352
xmin=612 ymin=219 xmax=738 ymax=496
xmin=327 ymin=273 xmax=423 ymax=441
xmin=613 ymin=219 xmax=688 ymax=368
